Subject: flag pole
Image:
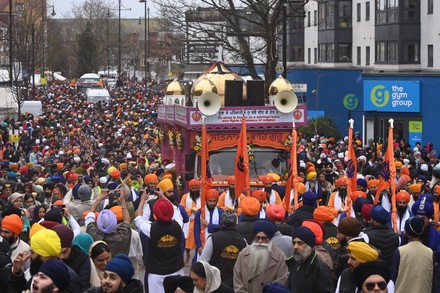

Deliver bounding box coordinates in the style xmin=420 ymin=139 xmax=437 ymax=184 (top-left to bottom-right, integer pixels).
xmin=292 ymin=119 xmax=299 ymax=211
xmin=201 ymin=115 xmax=207 ymax=220
xmin=389 ymin=118 xmax=397 ymax=231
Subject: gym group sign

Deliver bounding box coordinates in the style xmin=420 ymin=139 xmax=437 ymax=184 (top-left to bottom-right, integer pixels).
xmin=363 ymin=80 xmax=420 ymax=112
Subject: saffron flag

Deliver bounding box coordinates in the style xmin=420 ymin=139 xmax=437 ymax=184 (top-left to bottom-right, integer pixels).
xmin=375 ymin=123 xmax=395 ymax=205
xmin=234 ymin=117 xmax=250 ymax=198
xmin=284 ymin=127 xmax=298 ymax=211
xmin=346 ymin=121 xmax=357 ymax=216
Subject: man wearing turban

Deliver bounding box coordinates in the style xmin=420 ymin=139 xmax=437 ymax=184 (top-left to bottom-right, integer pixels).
xmin=1 ymin=214 xmax=30 ymax=272
xmin=194 ymin=189 xmax=224 ymax=262
xmin=305 ymin=171 xmax=324 ymax=198
xmin=180 ymin=179 xmax=202 ymax=265
xmin=327 ymin=177 xmax=355 ymax=226
xmin=365 ymin=179 xmax=379 ymax=204
xmin=261 ymin=175 xmax=282 ymax=206
xmin=218 ymin=176 xmax=244 ymax=216
xmin=336 ymin=241 xmax=380 ymax=293
xmin=395 ymin=191 xmax=412 ymax=233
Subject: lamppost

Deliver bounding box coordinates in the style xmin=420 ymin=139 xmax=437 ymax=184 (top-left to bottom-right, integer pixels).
xmin=107 ymin=9 xmax=110 ymax=76
xmin=41 ymin=1 xmax=55 ymax=81
xmin=139 ymin=0 xmax=149 ymax=84
xmin=117 ymin=0 xmax=131 ymax=78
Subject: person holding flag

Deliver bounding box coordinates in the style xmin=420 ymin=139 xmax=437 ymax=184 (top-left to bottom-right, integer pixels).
xmin=327 ymin=177 xmax=355 ymax=226
xmin=218 ymin=176 xmax=244 ymax=216
xmin=194 ymin=188 xmax=224 ymax=262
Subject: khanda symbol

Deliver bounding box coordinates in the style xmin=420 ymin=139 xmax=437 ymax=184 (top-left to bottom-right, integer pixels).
xmin=237 ymin=156 xmax=245 ymax=172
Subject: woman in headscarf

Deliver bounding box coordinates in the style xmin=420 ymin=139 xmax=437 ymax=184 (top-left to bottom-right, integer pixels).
xmin=190 ymin=261 xmax=233 ymax=293
xmin=90 ymin=241 xmax=111 ymax=281
xmin=31 ymin=204 xmax=47 ymax=225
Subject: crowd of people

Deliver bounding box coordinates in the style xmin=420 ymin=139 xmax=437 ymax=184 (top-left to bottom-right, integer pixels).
xmin=0 ymin=80 xmax=439 ymax=293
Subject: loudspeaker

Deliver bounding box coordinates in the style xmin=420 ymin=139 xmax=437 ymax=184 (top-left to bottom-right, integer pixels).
xmin=198 ymin=92 xmax=221 ymax=116
xmin=224 ymin=80 xmax=243 ymax=106
xmin=246 ymin=80 xmax=265 ymax=106
xmin=274 ymin=90 xmax=298 ymax=113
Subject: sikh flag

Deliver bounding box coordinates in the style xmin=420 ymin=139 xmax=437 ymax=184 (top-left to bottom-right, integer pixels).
xmin=234 ymin=117 xmax=250 ymax=198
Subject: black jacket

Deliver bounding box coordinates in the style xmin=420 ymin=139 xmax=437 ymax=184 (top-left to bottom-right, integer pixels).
xmin=235 ymin=215 xmax=259 ymax=244
xmin=364 ymin=224 xmax=400 ymax=267
xmin=64 ymin=245 xmax=92 ymax=289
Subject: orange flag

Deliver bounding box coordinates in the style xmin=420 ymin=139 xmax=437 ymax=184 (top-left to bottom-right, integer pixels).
xmin=234 ymin=117 xmax=250 ymax=198
xmin=284 ymin=126 xmax=298 ymax=211
xmin=346 ymin=120 xmax=357 ymax=217
xmin=375 ymin=121 xmax=395 ymax=206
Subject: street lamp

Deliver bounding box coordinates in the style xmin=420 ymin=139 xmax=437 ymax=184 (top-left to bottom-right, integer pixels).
xmin=139 ymin=0 xmax=149 ymax=84
xmin=117 ymin=0 xmax=131 ymax=77
xmin=41 ymin=1 xmax=55 ymax=81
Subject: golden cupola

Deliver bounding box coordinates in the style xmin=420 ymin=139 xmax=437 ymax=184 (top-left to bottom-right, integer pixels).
xmin=268 ymin=75 xmax=293 ymax=96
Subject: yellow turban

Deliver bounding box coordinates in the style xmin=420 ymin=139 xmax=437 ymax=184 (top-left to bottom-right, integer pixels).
xmin=107 ymin=166 xmax=117 ymax=176
xmin=119 ymin=163 xmax=128 ymax=170
xmin=268 ymin=173 xmax=281 ymax=182
xmin=29 ymin=223 xmax=45 ymax=239
xmin=31 ymin=229 xmax=61 ymax=257
xmin=157 ymin=178 xmax=174 ymax=192
xmin=306 ymin=171 xmax=317 ymax=181
xmin=297 ymin=183 xmax=306 ymax=194
xmin=408 ymin=183 xmax=422 ymax=194
xmin=346 ymin=241 xmax=379 ymax=263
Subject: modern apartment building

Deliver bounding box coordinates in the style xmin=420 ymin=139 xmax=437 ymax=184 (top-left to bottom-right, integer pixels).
xmin=285 ymin=0 xmax=440 ymax=149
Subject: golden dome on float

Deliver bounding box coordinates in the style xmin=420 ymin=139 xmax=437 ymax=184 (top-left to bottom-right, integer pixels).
xmin=191 ymin=77 xmax=218 ymax=97
xmin=268 ymin=75 xmax=293 ymax=96
xmin=166 ymin=79 xmax=185 ymax=95
xmin=203 ymin=62 xmax=246 ymax=105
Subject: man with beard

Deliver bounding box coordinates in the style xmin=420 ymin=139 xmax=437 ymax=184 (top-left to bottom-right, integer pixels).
xmin=9 ymin=228 xmax=81 ymax=293
xmin=365 ymin=179 xmax=379 ymax=204
xmin=85 ymin=254 xmax=143 ymax=293
xmin=324 ymin=162 xmax=339 ymax=185
xmin=261 ymin=175 xmax=282 ymax=205
xmin=328 ymin=177 xmax=355 ymax=226
xmin=180 ymin=179 xmax=202 ymax=265
xmin=36 ymin=182 xmax=57 ymax=208
xmin=1 ymin=214 xmax=30 ymax=270
xmin=318 ymin=171 xmax=333 ymax=205
xmin=287 ymin=226 xmax=333 ymax=293
xmin=305 ymin=171 xmax=323 ymax=197
xmin=233 ymin=220 xmax=288 ymax=292
xmin=335 ymin=241 xmax=380 ymax=293
xmin=218 ymin=176 xmax=244 ymax=216
xmin=32 ymin=259 xmax=71 ymax=293
xmin=433 ymin=185 xmax=440 ymax=227
xmin=395 ymin=191 xmax=412 ymax=234
xmin=408 ymin=183 xmax=422 ymax=209
xmin=194 ymin=189 xmax=224 ymax=261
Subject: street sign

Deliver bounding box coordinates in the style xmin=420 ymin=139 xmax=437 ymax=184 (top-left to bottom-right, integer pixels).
xmin=292 ymin=83 xmax=307 ymax=93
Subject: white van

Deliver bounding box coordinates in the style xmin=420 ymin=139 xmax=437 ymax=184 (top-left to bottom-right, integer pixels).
xmin=86 ymin=88 xmax=110 ymax=103
xmin=22 ymin=101 xmax=43 ymax=116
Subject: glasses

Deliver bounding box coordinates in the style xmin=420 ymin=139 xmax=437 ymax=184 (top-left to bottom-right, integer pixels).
xmin=255 ymin=235 xmax=269 ymax=242
xmin=365 ymin=281 xmax=387 ymax=291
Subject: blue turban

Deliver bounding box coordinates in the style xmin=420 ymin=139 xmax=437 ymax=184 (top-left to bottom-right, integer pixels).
xmin=39 ymin=259 xmax=71 ymax=290
xmin=252 ymin=220 xmax=277 ymax=239
xmin=370 ymin=205 xmax=390 ymax=225
xmin=105 ymin=254 xmax=134 ymax=283
xmin=291 ymin=226 xmax=316 ymax=248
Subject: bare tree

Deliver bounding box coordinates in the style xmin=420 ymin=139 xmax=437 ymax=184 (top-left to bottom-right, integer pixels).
xmin=154 ymin=0 xmax=308 ymax=87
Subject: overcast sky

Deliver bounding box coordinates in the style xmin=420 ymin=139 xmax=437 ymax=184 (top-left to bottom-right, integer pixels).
xmin=52 ymin=0 xmax=159 ymax=19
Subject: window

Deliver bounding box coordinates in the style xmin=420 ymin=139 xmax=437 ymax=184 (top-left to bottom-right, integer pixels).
xmin=339 ymin=1 xmax=352 ymax=28
xmin=388 ymin=0 xmax=399 ymax=23
xmin=366 ymin=2 xmax=370 ymax=20
xmin=357 ymin=46 xmax=361 ymax=65
xmin=376 ymin=0 xmax=387 ymax=24
xmin=318 ymin=2 xmax=335 ymax=29
xmin=308 ymin=48 xmax=311 ymax=64
xmin=319 ymin=43 xmax=335 ymax=62
xmin=366 ymin=46 xmax=370 ymax=65
xmin=376 ymin=42 xmax=386 ymax=63
xmin=428 ymin=45 xmax=433 ymax=67
xmin=339 ymin=44 xmax=352 ymax=62
xmin=357 ymin=3 xmax=361 ymax=22
xmin=308 ymin=11 xmax=311 ymax=26
xmin=403 ymin=41 xmax=420 ymax=63
xmin=403 ymin=0 xmax=420 ymax=22
xmin=387 ymin=42 xmax=398 ymax=63
xmin=314 ymin=47 xmax=317 ymax=63
xmin=314 ymin=10 xmax=317 ymax=26
xmin=428 ymin=0 xmax=433 ymax=14
xmin=291 ymin=46 xmax=304 ymax=61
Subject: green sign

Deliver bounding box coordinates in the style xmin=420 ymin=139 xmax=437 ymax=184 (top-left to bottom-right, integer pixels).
xmin=409 ymin=121 xmax=422 ymax=132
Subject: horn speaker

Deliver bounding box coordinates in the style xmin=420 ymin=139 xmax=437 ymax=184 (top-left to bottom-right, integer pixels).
xmin=274 ymin=90 xmax=298 ymax=113
xmin=198 ymin=92 xmax=221 ymax=116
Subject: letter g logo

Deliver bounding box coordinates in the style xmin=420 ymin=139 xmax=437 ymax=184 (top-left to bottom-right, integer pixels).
xmin=370 ymin=85 xmax=389 ymax=107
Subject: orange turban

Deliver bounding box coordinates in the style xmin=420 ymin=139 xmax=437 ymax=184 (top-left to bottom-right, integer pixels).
xmin=110 ymin=206 xmax=123 ymax=221
xmin=111 ymin=170 xmax=121 ymax=180
xmin=57 ymin=163 xmax=64 ymax=170
xmin=367 ymin=179 xmax=379 ymax=187
xmin=227 ymin=176 xmax=236 ymax=185
xmin=408 ymin=183 xmax=422 ymax=193
xmin=206 ymin=189 xmax=219 ymax=200
xmin=434 ymin=185 xmax=440 ymax=195
xmin=335 ymin=177 xmax=348 ymax=187
xmin=73 ymin=149 xmax=81 ymax=155
xmin=395 ymin=161 xmax=403 ymax=168
xmin=241 ymin=197 xmax=261 ymax=216
xmin=351 ymin=191 xmax=366 ymax=200
xmin=189 ymin=179 xmax=201 ymax=189
xmin=396 ymin=191 xmax=411 ymax=203
xmin=268 ymin=173 xmax=281 ymax=182
xmin=157 ymin=179 xmax=174 ymax=192
xmin=302 ymin=220 xmax=324 ymax=245
xmin=29 ymin=223 xmax=45 ymax=239
xmin=144 ymin=174 xmax=158 ymax=184
xmin=251 ymin=190 xmax=266 ymax=202
xmin=297 ymin=183 xmax=306 ymax=194
xmin=163 ymin=174 xmax=172 ymax=180
xmin=119 ymin=163 xmax=128 ymax=170
xmin=261 ymin=175 xmax=274 ymax=184
xmin=266 ymin=204 xmax=285 ymax=222
xmin=2 ymin=214 xmax=23 ymax=235
xmin=313 ymin=206 xmax=334 ymax=222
